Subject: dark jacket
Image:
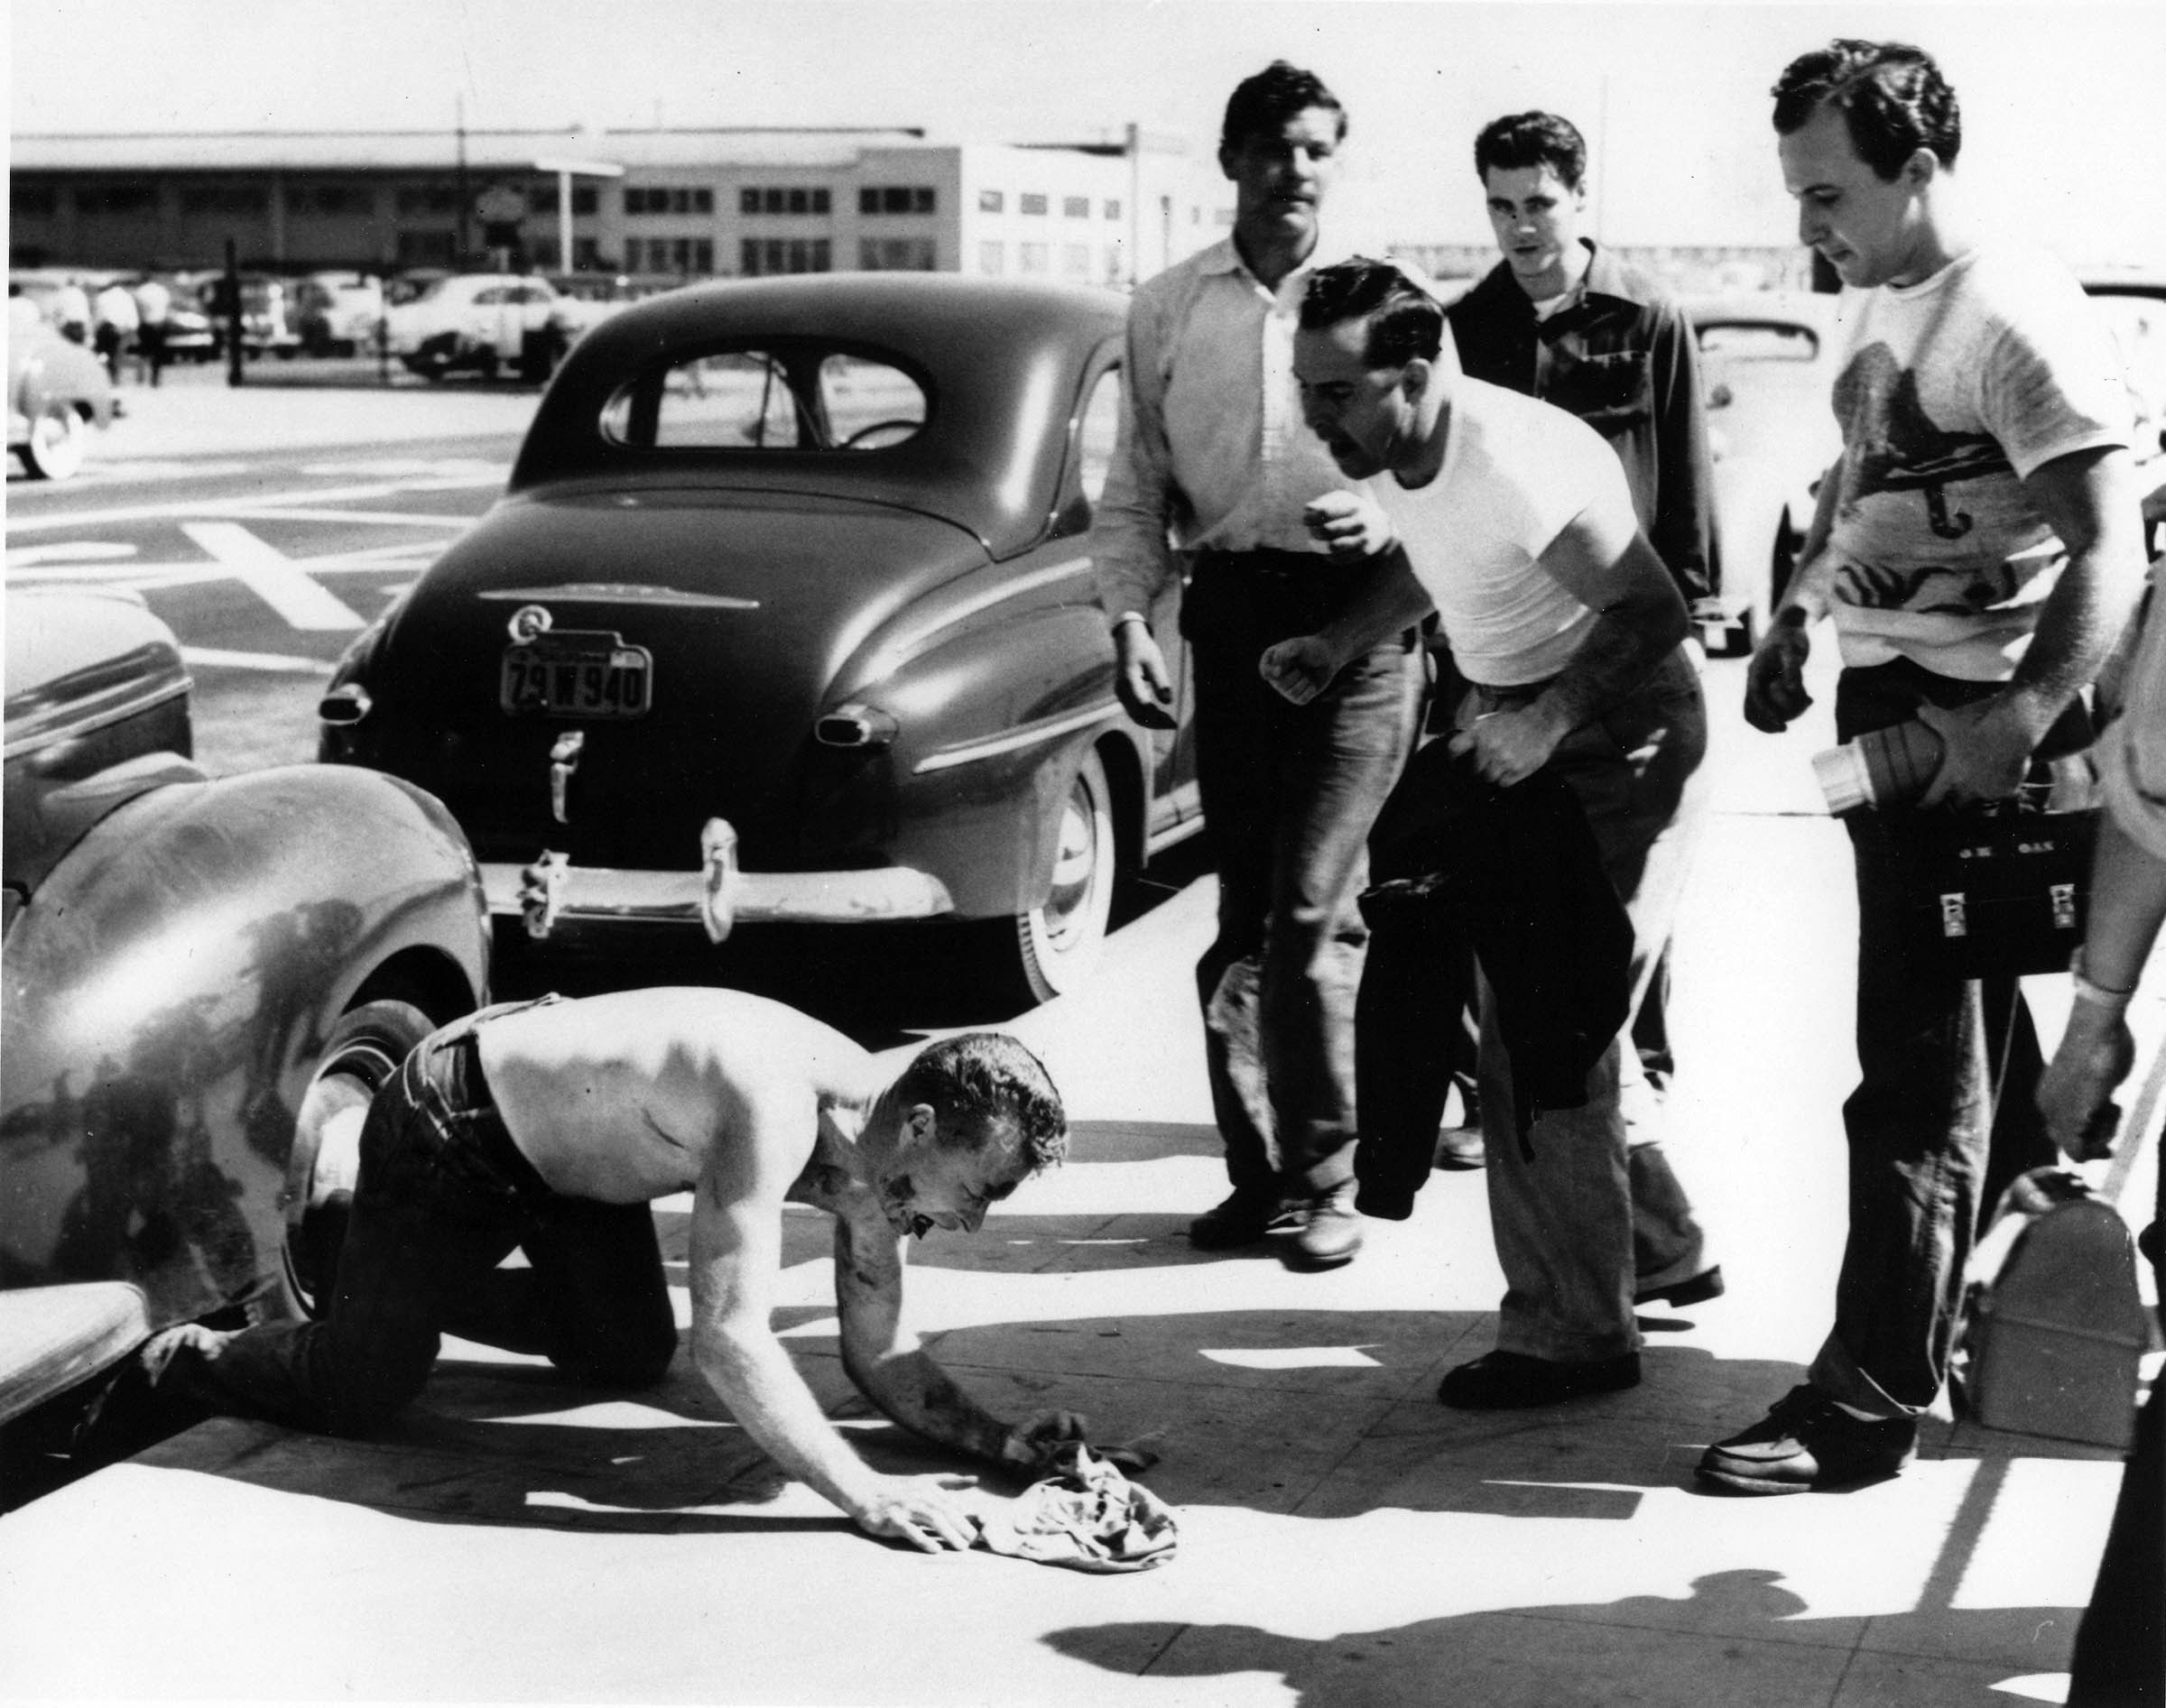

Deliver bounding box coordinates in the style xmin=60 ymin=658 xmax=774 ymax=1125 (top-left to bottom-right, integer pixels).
xmin=1448 ymin=242 xmax=1716 ymax=605
xmin=1352 ymin=750 xmax=1634 ymax=1218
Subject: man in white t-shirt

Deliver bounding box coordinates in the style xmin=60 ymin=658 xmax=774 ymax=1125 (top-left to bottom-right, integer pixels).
xmin=1699 ymin=40 xmax=2146 ymax=1496
xmin=1263 ymin=257 xmax=1708 ymax=1408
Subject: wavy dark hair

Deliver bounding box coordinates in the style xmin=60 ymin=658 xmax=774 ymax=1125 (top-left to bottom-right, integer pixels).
xmin=894 ymin=1032 xmax=1068 ymax=1174
xmin=1299 ymin=258 xmax=1444 ymax=369
xmin=1772 ymin=39 xmax=1961 ymax=180
xmin=1221 ymin=60 xmax=1347 ymax=152
xmin=1472 ymin=111 xmax=1588 ymax=191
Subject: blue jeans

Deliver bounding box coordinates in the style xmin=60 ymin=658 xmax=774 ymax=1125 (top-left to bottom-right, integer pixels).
xmin=1184 ymin=551 xmax=1421 ymax=1200
xmin=163 ymin=1001 xmax=678 ymax=1436
xmin=1807 ymin=660 xmax=2066 ymax=1418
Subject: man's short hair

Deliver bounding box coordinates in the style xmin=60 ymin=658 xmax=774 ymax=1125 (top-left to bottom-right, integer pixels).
xmin=1222 ymin=60 xmax=1347 ymax=152
xmin=1472 ymin=112 xmax=1587 ymax=191
xmin=1771 ymin=39 xmax=1961 ymax=179
xmin=895 ymin=1032 xmax=1068 ymax=1174
xmin=1300 ymin=259 xmax=1444 ymax=370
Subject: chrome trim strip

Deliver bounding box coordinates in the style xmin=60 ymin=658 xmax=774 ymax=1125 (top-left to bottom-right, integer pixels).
xmin=857 ymin=554 xmax=1095 ymax=682
xmin=912 ymin=700 xmax=1117 ymax=774
xmin=477 ymin=584 xmax=760 ymax=610
xmin=4 ymin=678 xmax=191 ymax=762
xmin=480 ymin=861 xmax=954 ymax=927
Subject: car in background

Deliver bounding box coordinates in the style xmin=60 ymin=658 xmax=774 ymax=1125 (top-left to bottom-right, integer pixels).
xmin=383 ymin=272 xmax=570 ymax=382
xmin=2080 ymin=274 xmax=2166 ymax=493
xmin=191 ymin=272 xmax=302 ymax=360
xmin=542 ymin=272 xmax=685 ymax=346
xmin=7 ymin=297 xmax=115 ymax=480
xmin=292 ymin=271 xmax=385 ymax=356
xmin=1 ymin=585 xmax=491 ymax=1491
xmin=319 ymin=272 xmax=1198 ymax=1005
xmin=1687 ymin=293 xmax=1844 ymax=654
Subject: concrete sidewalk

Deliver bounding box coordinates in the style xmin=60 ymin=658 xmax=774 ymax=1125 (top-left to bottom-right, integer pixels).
xmin=0 ymin=662 xmax=2158 ymax=1705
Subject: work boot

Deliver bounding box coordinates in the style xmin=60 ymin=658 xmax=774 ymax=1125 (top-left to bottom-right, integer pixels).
xmin=1696 ymin=1386 xmax=1918 ymax=1494
xmin=1189 ymin=1190 xmax=1284 ymax=1251
xmin=1286 ymin=1185 xmax=1363 ymax=1271
xmin=1437 ymin=1348 xmax=1642 ymax=1408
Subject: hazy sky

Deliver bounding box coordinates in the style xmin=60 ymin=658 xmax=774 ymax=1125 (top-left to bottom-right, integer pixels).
xmin=11 ymin=0 xmax=2166 ymax=264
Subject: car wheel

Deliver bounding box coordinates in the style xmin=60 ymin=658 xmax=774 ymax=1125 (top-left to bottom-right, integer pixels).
xmin=997 ymin=747 xmax=1117 ymax=1006
xmin=476 ymin=347 xmax=501 ymax=382
xmin=18 ymin=404 xmax=88 ymax=480
xmin=264 ymin=998 xmax=436 ymax=1324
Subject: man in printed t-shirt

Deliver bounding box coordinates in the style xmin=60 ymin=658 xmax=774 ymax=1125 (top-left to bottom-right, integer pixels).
xmin=1699 ymin=40 xmax=2147 ymax=1496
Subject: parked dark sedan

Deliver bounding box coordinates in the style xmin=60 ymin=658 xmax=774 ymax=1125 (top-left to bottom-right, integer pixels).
xmin=318 ymin=273 xmax=1199 ymax=1004
xmin=3 ymin=586 xmax=491 ymax=1408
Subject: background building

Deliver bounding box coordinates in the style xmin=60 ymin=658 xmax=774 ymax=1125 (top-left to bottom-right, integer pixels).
xmin=7 ymin=125 xmax=1229 ymax=287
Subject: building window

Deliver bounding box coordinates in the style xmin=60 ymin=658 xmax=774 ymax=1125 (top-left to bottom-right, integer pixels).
xmin=1063 ymin=196 xmax=1089 ymax=219
xmin=740 ymin=236 xmax=832 ymax=276
xmin=397 ymin=229 xmax=457 ymax=268
xmin=1063 ymin=244 xmax=1090 ymax=280
xmin=1018 ymin=242 xmax=1049 ymax=274
xmin=395 ymin=184 xmax=459 ymax=217
xmin=857 ymin=185 xmax=936 ymax=215
xmin=859 ymin=236 xmax=937 ymax=272
xmin=978 ymin=240 xmax=1004 ymax=275
xmin=1104 ymin=198 xmax=1122 ymax=220
xmin=741 ymin=187 xmax=830 ymax=216
xmin=570 ymin=185 xmax=597 ymax=216
xmin=625 ymin=186 xmax=715 ymax=216
xmin=626 ymin=236 xmax=716 ymax=274
xmin=13 ymin=184 xmax=57 ymax=219
xmin=1019 ymin=193 xmax=1048 ymax=217
xmin=978 ymin=189 xmax=1004 ymax=214
xmin=572 ymin=237 xmax=602 ymax=268
xmin=79 ymin=184 xmax=158 ymax=217
xmin=285 ymin=184 xmax=375 ymax=217
xmin=180 ymin=182 xmax=268 ymax=216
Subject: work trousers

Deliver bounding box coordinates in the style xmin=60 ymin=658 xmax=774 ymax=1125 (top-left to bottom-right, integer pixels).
xmin=164 ymin=1002 xmax=679 ymax=1436
xmin=1184 ymin=549 xmax=1421 ymax=1202
xmin=1807 ymin=660 xmax=2068 ymax=1418
xmin=1365 ymin=644 xmax=1710 ymax=1361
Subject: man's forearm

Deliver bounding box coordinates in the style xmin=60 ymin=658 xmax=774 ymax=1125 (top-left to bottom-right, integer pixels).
xmin=2080 ymin=812 xmax=2166 ymax=994
xmin=2002 ymin=542 xmax=2142 ymax=742
xmin=1315 ymin=547 xmax=1433 ymax=666
xmin=696 ymin=1326 xmax=881 ymax=1514
xmin=1535 ymin=595 xmax=1687 ymax=734
xmin=842 ymin=1343 xmax=1011 ymax=1464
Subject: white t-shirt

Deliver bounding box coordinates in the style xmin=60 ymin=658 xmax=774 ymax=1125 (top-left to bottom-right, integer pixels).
xmin=1372 ymin=377 xmax=1636 ymax=686
xmin=1822 ymin=245 xmax=2132 ymax=681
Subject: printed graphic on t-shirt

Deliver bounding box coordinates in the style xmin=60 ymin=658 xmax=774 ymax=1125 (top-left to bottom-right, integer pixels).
xmin=1834 ymin=341 xmax=2012 ymax=551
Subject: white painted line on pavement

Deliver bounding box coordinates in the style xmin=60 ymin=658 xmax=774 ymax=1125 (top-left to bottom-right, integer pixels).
xmin=233 ymin=507 xmax=476 ymax=528
xmin=5 ymin=541 xmax=140 ymax=569
xmin=181 ymin=646 xmax=329 ymax=673
xmin=180 ymin=522 xmax=364 ymax=630
xmin=4 ymin=471 xmax=505 ymax=534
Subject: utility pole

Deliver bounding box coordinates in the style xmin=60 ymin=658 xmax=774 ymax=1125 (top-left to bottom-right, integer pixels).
xmin=222 ymin=237 xmax=244 ymax=388
xmin=1125 ymin=122 xmax=1142 ymax=289
xmin=455 ymin=93 xmax=471 ymax=269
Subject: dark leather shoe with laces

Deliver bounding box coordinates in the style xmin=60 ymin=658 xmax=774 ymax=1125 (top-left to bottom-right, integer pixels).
xmin=1189 ymin=1192 xmax=1284 ymax=1251
xmin=1634 ymin=1265 xmax=1725 ymax=1307
xmin=1436 ymin=1348 xmax=1642 ymax=1408
xmin=1433 ymin=1125 xmax=1486 ymax=1170
xmin=1285 ymin=1191 xmax=1363 ymax=1270
xmin=1696 ymin=1385 xmax=1918 ymax=1494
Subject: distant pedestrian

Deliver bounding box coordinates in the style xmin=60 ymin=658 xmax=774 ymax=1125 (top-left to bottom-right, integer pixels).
xmin=54 ymin=279 xmax=90 ymax=345
xmin=1699 ymin=39 xmax=2146 ymax=1496
xmin=133 ymin=275 xmax=172 ymax=387
xmin=93 ymin=280 xmax=139 ymax=383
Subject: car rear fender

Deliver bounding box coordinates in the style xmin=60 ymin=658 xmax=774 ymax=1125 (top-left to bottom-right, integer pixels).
xmin=0 ymin=766 xmax=488 ymax=1329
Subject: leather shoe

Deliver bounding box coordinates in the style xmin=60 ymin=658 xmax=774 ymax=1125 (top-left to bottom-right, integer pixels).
xmin=1285 ymin=1191 xmax=1363 ymax=1270
xmin=1433 ymin=1125 xmax=1486 ymax=1170
xmin=1696 ymin=1385 xmax=1917 ymax=1495
xmin=1634 ymin=1265 xmax=1725 ymax=1307
xmin=1436 ymin=1348 xmax=1642 ymax=1409
xmin=1189 ymin=1192 xmax=1284 ymax=1251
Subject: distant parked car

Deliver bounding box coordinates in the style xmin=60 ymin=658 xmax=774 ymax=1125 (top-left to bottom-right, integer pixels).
xmin=1687 ymin=293 xmax=1844 ymax=654
xmin=319 ymin=273 xmax=1198 ymax=1004
xmin=384 ymin=272 xmax=569 ymax=382
xmin=2 ymin=586 xmax=492 ymax=1353
xmin=293 ymin=271 xmax=385 ymax=355
xmin=7 ymin=297 xmax=114 ymax=480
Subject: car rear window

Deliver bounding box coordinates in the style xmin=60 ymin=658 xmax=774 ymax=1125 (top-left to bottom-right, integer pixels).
xmin=600 ymin=345 xmax=927 ymax=452
xmin=1697 ymin=321 xmax=1819 ymax=362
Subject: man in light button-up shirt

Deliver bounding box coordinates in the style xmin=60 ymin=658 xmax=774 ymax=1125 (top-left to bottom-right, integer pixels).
xmin=1091 ymin=61 xmax=1421 ymax=1272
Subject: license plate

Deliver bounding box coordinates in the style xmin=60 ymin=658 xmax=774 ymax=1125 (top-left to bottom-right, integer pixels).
xmin=500 ymin=633 xmax=653 ymax=718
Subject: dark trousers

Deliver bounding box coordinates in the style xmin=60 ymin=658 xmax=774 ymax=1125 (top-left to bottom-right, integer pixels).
xmin=1184 ymin=549 xmax=1421 ymax=1200
xmin=1807 ymin=660 xmax=2068 ymax=1417
xmin=165 ymin=1002 xmax=678 ymax=1436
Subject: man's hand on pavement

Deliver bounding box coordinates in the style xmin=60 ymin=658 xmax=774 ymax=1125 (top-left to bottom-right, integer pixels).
xmin=1446 ymin=704 xmax=1568 ymax=788
xmin=999 ymin=1408 xmax=1089 ymax=1473
xmin=1259 ymin=634 xmax=1340 ymax=706
xmin=1916 ymin=697 xmax=2036 ymax=807
xmin=851 ymin=1473 xmax=984 ymax=1553
xmin=1113 ymin=621 xmax=1177 ymax=730
xmin=1303 ymin=489 xmax=1393 ymax=559
xmin=1743 ymin=619 xmax=1813 ymax=734
xmin=2038 ymin=1003 xmax=2135 ymax=1162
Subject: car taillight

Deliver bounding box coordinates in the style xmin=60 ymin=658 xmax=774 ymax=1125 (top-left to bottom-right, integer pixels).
xmin=319 ymin=683 xmax=373 ymax=726
xmin=814 ymin=703 xmax=897 ymax=749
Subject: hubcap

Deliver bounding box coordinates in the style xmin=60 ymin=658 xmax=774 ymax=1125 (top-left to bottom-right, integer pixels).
xmin=1040 ymin=784 xmax=1101 ymax=954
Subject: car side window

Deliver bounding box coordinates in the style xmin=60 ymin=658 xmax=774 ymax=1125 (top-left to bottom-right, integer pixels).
xmin=601 ymin=346 xmax=926 ymax=451
xmin=1076 ymin=365 xmax=1122 ymax=505
xmin=473 ymin=287 xmax=505 ymax=307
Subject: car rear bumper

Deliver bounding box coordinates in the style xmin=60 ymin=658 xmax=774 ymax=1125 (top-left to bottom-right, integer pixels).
xmin=0 ymin=1283 xmax=150 ymax=1426
xmin=480 ymin=817 xmax=956 ymax=941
